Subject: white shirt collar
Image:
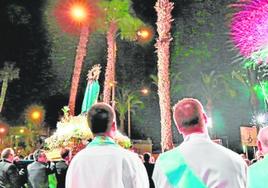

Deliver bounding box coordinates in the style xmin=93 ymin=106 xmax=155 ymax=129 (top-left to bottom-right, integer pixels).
xmin=184 ymin=132 xmax=210 ymax=142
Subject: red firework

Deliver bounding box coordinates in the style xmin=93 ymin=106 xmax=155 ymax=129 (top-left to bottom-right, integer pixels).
xmin=54 ymin=0 xmax=101 ymax=35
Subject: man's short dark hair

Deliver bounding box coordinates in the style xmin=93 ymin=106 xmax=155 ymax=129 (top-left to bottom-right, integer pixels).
xmin=143 ymin=152 xmax=151 ymax=162
xmin=60 ymin=148 xmax=70 ymax=159
xmin=87 ymin=103 xmax=114 ymax=135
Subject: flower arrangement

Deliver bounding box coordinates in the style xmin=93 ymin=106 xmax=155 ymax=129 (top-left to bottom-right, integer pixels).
xmin=45 ymin=111 xmax=131 ymax=152
xmin=45 ymin=115 xmax=92 ymax=150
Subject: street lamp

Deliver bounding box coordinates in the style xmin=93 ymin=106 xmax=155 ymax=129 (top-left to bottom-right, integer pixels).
xmin=25 ymin=104 xmax=45 ymax=125
xmin=127 ymin=88 xmax=149 ymax=138
xmin=136 ymin=26 xmax=154 ymax=44
xmin=0 ymin=123 xmax=8 ymax=145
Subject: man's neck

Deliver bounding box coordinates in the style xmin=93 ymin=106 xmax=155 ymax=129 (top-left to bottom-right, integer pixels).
xmin=183 ymin=129 xmax=205 ymax=138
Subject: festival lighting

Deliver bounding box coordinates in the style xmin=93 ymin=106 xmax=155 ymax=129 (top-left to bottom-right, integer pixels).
xmin=0 ymin=128 xmax=5 ymax=133
xmin=230 ymin=0 xmax=268 ymax=63
xmin=136 ymin=26 xmax=154 ymax=44
xmin=54 ymin=0 xmax=100 ymax=34
xmin=0 ymin=122 xmax=8 ymax=137
xmin=256 ymin=113 xmax=266 ymax=124
xmin=19 ymin=129 xmax=25 ymax=134
xmin=140 ymin=88 xmax=149 ymax=96
xmin=25 ymin=104 xmax=45 ymax=125
xmin=70 ymin=5 xmax=87 ymax=22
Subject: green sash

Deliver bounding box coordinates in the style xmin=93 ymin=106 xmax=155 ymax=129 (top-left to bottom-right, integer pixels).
xmin=48 ymin=173 xmax=57 ymax=188
xmin=249 ymin=156 xmax=268 ymax=188
xmin=81 ymin=80 xmax=100 ymax=113
xmin=88 ymin=136 xmax=118 ymax=147
xmin=158 ymin=148 xmax=207 ymax=188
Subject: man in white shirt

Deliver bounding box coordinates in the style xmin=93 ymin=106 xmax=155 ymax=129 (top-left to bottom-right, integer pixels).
xmin=66 ymin=102 xmax=149 ymax=188
xmin=153 ymin=98 xmax=247 ymax=188
xmin=249 ymin=126 xmax=268 ymax=188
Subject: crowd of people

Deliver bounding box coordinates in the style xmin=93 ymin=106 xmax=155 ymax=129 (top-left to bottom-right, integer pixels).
xmin=0 ymin=98 xmax=267 ymax=188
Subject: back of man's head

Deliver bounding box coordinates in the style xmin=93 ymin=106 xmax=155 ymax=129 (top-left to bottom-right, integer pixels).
xmin=87 ymin=102 xmax=115 ymax=136
xmin=1 ymin=148 xmax=14 ymax=160
xmin=173 ymin=98 xmax=207 ymax=136
xmin=257 ymin=127 xmax=268 ymax=155
xmin=60 ymin=148 xmax=70 ymax=160
xmin=143 ymin=152 xmax=151 ymax=163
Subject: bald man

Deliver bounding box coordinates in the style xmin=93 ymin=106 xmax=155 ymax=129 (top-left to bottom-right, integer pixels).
xmin=249 ymin=126 xmax=268 ymax=188
xmin=152 ymin=98 xmax=247 ymax=188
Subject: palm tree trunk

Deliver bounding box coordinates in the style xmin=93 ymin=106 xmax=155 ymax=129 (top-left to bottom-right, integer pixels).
xmin=120 ymin=116 xmax=125 ymax=133
xmin=103 ymin=21 xmax=117 ymax=105
xmin=155 ymin=0 xmax=174 ymax=151
xmin=0 ymin=77 xmax=8 ymax=113
xmin=68 ymin=26 xmax=90 ymax=116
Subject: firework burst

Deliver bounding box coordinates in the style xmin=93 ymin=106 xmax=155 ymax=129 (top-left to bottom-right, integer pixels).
xmin=230 ymin=0 xmax=268 ymax=61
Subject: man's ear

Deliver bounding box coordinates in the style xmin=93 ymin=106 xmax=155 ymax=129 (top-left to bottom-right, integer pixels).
xmin=257 ymin=140 xmax=263 ymax=153
xmin=111 ymin=121 xmax=116 ymax=131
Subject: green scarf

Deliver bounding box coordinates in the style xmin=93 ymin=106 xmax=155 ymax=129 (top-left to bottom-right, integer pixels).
xmin=158 ymin=148 xmax=207 ymax=188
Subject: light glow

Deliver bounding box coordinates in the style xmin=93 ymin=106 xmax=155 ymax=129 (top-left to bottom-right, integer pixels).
xmin=136 ymin=26 xmax=154 ymax=44
xmin=140 ymin=88 xmax=149 ymax=95
xmin=0 ymin=128 xmax=5 ymax=133
xmin=70 ymin=5 xmax=87 ymax=22
xmin=31 ymin=111 xmax=41 ymax=120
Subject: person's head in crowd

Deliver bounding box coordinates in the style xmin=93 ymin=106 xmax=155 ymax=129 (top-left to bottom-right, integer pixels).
xmin=28 ymin=153 xmax=34 ymax=160
xmin=33 ymin=149 xmax=47 ymax=163
xmin=1 ymin=148 xmax=15 ymax=162
xmin=87 ymin=102 xmax=116 ymax=138
xmin=60 ymin=148 xmax=71 ymax=163
xmin=173 ymin=98 xmax=207 ymax=137
xmin=143 ymin=152 xmax=151 ymax=163
xmin=257 ymin=126 xmax=268 ymax=155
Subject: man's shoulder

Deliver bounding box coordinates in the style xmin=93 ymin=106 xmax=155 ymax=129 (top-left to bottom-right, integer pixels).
xmin=0 ymin=160 xmax=16 ymax=171
xmin=250 ymin=156 xmax=268 ymax=172
xmin=158 ymin=147 xmax=179 ymax=160
xmin=27 ymin=161 xmax=43 ymax=169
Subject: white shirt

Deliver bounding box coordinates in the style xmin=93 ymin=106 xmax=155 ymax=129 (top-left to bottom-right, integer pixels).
xmin=66 ymin=140 xmax=149 ymax=188
xmin=153 ymin=133 xmax=248 ymax=188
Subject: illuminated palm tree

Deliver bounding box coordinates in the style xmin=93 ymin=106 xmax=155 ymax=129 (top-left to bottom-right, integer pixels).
xmin=0 ymin=62 xmax=19 ymax=113
xmin=99 ymin=0 xmax=144 ymax=104
xmin=155 ymin=0 xmax=174 ymax=151
xmin=54 ymin=0 xmax=101 ymax=115
xmin=115 ymin=87 xmax=144 ymax=135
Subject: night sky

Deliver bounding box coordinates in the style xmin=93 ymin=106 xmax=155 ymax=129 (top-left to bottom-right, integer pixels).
xmin=0 ymin=0 xmax=256 ymax=152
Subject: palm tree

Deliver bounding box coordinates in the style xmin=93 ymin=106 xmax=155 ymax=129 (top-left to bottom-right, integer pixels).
xmin=115 ymin=87 xmax=144 ymax=136
xmin=155 ymin=0 xmax=174 ymax=151
xmin=232 ymin=65 xmax=266 ymax=115
xmin=68 ymin=26 xmax=90 ymax=115
xmin=99 ymin=0 xmax=144 ymax=104
xmin=0 ymin=62 xmax=19 ymax=113
xmin=53 ymin=0 xmax=101 ymax=116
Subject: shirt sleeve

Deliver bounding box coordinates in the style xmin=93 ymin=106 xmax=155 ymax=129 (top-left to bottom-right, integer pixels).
xmin=65 ymin=160 xmax=75 ymax=188
xmin=122 ymin=153 xmax=149 ymax=188
xmin=152 ymin=158 xmax=172 ymax=188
